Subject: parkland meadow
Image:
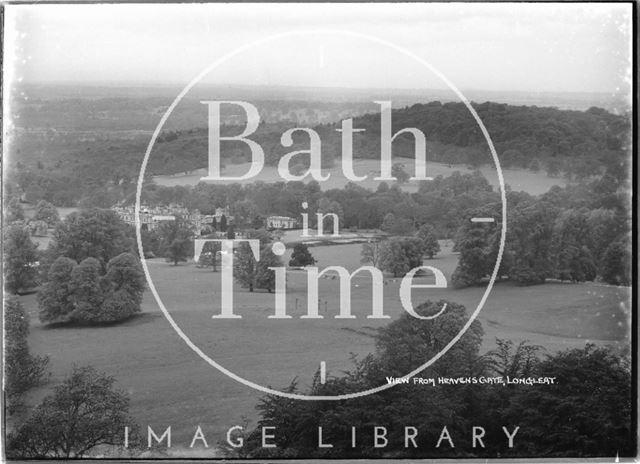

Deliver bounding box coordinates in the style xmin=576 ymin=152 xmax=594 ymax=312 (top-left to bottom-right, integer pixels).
xmin=17 ymin=240 xmax=630 ymax=452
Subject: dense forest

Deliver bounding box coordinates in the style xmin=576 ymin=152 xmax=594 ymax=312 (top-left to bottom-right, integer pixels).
xmin=5 ymin=101 xmax=630 ymax=208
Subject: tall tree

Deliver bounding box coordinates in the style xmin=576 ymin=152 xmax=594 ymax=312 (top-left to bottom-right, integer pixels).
xmin=451 ymin=217 xmax=493 ymax=288
xmin=103 ymin=252 xmax=146 ymax=307
xmin=234 ymin=242 xmax=258 ymax=292
xmin=379 ymin=237 xmax=424 ymax=277
xmin=4 ymin=297 xmax=49 ymax=413
xmin=360 ymin=240 xmax=383 ymax=268
xmin=416 ymin=224 xmax=441 ymax=259
xmin=601 ymin=239 xmax=630 ymax=286
xmin=165 ymin=238 xmax=191 ymax=266
xmin=49 ymin=209 xmax=133 ymax=266
xmin=255 ymin=245 xmax=283 ymax=292
xmin=4 ymin=225 xmax=39 ymax=294
xmin=156 ymin=216 xmax=194 ymax=265
xmin=376 ymin=300 xmax=483 ymax=377
xmin=551 ymin=209 xmax=596 ymax=282
xmin=586 ymin=208 xmax=625 ymax=264
xmin=504 ymin=200 xmax=556 ymax=285
xmin=38 ymin=257 xmax=77 ymax=324
xmin=7 ymin=366 xmax=140 ymax=458
xmin=67 ymin=258 xmax=106 ymax=323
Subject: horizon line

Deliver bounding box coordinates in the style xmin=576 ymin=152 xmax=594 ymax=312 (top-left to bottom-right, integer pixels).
xmin=12 ymin=81 xmax=622 ymax=98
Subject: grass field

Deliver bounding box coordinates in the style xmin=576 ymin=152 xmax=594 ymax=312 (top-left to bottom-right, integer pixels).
xmin=153 ymin=157 xmax=566 ymax=196
xmin=18 ymin=241 xmax=630 ymax=456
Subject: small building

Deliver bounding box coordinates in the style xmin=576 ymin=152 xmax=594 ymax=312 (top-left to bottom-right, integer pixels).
xmin=266 ymin=215 xmax=296 ymax=229
xmin=152 ymin=215 xmax=176 ymax=225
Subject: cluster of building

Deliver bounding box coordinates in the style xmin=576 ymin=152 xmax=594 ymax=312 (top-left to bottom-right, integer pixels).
xmin=111 ymin=204 xmax=233 ymax=233
xmin=265 ymin=215 xmax=297 ymax=229
xmin=112 ymin=203 xmax=299 ymax=233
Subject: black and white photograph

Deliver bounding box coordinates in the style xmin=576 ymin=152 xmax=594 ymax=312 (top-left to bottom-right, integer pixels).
xmin=1 ymin=2 xmax=636 ymax=460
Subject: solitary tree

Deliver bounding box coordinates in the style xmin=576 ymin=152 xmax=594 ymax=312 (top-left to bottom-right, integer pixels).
xmin=416 ymin=224 xmax=441 ymax=259
xmin=165 ymin=238 xmax=191 ymax=266
xmin=360 ymin=240 xmax=383 ymax=268
xmin=379 ymin=237 xmax=424 ymax=277
xmin=7 ymin=366 xmax=140 ymax=458
xmin=289 ymin=243 xmax=316 ymax=267
xmin=234 ymin=242 xmax=258 ymax=292
xmin=4 ymin=225 xmax=39 ymax=294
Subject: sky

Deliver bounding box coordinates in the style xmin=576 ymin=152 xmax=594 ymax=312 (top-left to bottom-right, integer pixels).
xmin=3 ymin=2 xmax=633 ymax=94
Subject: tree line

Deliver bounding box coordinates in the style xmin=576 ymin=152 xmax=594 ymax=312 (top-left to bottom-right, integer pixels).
xmin=4 ymin=101 xmax=629 ymax=209
xmin=451 ymin=174 xmax=630 ymax=287
xmin=135 ymin=165 xmax=631 ymax=287
xmin=4 ymin=208 xmax=145 ymax=457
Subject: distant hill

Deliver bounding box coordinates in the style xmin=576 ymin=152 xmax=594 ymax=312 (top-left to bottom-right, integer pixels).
xmin=5 ymin=98 xmax=629 ymax=207
xmin=146 ymin=100 xmax=629 ymax=177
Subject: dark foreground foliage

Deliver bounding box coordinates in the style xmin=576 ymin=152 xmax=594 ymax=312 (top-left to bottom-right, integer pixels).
xmin=7 ymin=365 xmax=141 ymax=458
xmin=238 ymin=300 xmax=634 ymax=459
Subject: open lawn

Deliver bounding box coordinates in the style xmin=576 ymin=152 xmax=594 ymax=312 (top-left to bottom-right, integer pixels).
xmin=18 ymin=241 xmax=630 ymax=456
xmin=153 ymin=157 xmax=566 ymax=196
